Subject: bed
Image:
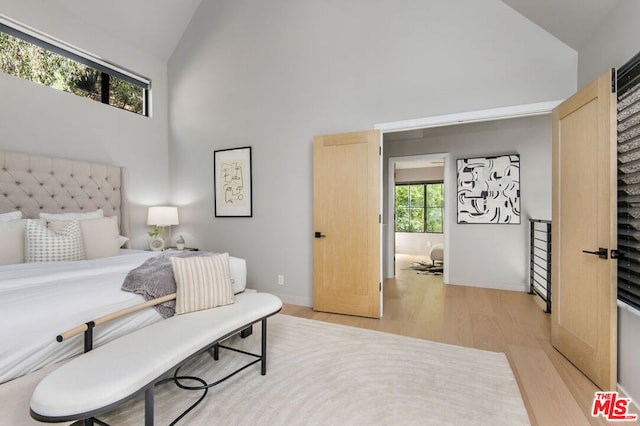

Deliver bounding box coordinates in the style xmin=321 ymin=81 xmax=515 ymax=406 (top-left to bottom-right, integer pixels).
xmin=0 ymin=151 xmax=211 ymax=424
xmin=0 ymin=149 xmax=142 ymax=381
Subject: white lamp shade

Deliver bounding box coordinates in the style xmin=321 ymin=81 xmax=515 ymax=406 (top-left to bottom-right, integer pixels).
xmin=147 ymin=206 xmax=179 ymax=226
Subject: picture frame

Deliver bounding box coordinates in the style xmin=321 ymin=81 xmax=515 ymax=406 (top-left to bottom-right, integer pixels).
xmin=456 ymin=154 xmax=520 ymax=224
xmin=214 ymin=146 xmax=253 ymax=217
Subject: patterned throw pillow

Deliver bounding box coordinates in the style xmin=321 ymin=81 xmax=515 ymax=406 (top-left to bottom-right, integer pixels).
xmin=170 ymin=253 xmax=236 ymax=315
xmin=48 ymin=216 xmax=120 ymax=260
xmin=25 ymin=219 xmax=85 ymax=262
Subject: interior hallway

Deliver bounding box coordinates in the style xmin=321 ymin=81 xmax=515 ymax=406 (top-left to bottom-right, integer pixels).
xmin=281 ymin=254 xmax=635 ymax=425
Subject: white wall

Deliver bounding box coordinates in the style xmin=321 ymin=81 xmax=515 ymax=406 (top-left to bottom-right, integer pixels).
xmin=578 ymin=1 xmax=640 ymax=89
xmin=579 ymin=1 xmax=640 ymax=407
xmin=396 ymin=166 xmax=444 ymax=183
xmin=0 ymin=2 xmax=171 ymax=248
xmin=395 ymin=233 xmax=444 ymax=256
xmin=168 ymin=0 xmax=576 ymax=306
xmin=385 ymin=115 xmax=552 ymax=291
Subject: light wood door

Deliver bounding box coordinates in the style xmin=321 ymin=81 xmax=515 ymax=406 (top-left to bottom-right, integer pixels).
xmin=313 ymin=130 xmax=381 ymax=318
xmin=551 ymin=69 xmax=617 ymax=390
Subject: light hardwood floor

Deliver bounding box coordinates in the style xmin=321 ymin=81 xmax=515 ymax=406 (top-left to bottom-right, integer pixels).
xmin=280 ymin=254 xmax=637 ymax=426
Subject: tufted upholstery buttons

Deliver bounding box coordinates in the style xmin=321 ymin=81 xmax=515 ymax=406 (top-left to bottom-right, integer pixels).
xmin=1 ymin=151 xmax=124 ymax=235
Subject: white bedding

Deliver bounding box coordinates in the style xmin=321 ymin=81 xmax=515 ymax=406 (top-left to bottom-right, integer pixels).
xmin=0 ymin=251 xmax=162 ymax=384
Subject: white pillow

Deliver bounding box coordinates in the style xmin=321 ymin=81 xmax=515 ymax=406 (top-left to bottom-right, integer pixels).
xmin=48 ymin=216 xmax=120 ymax=260
xmin=0 ymin=220 xmax=26 ymax=264
xmin=170 ymin=253 xmax=236 ymax=315
xmin=0 ymin=210 xmax=23 ymax=222
xmin=25 ymin=219 xmax=85 ymax=262
xmin=117 ymin=235 xmax=129 ymax=248
xmin=39 ymin=209 xmax=104 ymax=221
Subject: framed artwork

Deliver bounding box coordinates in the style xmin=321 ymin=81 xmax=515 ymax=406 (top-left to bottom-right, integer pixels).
xmin=214 ymin=146 xmax=253 ymax=217
xmin=456 ymin=154 xmax=520 ymax=224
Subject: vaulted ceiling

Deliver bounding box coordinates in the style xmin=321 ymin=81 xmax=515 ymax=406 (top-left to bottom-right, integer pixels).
xmin=54 ymin=0 xmax=203 ymax=62
xmin=55 ymin=1 xmax=620 ymax=62
xmin=500 ymin=0 xmax=620 ymax=50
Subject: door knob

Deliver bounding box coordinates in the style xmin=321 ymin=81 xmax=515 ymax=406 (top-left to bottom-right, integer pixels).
xmin=582 ymin=248 xmax=608 ymax=259
xmin=314 ymin=232 xmax=326 ymax=238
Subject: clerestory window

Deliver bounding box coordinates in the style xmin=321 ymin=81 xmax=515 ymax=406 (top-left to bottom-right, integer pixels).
xmin=0 ymin=17 xmax=150 ymax=116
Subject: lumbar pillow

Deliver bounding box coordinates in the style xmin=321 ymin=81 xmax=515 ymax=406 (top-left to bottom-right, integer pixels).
xmin=0 ymin=220 xmax=27 ymax=264
xmin=170 ymin=253 xmax=235 ymax=315
xmin=48 ymin=216 xmax=120 ymax=260
xmin=0 ymin=210 xmax=23 ymax=222
xmin=25 ymin=219 xmax=85 ymax=262
xmin=39 ymin=209 xmax=104 ymax=221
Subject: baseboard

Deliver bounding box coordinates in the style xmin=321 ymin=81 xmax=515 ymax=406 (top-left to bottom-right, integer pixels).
xmin=618 ymin=383 xmax=640 ymax=412
xmin=273 ymin=293 xmax=312 ymax=307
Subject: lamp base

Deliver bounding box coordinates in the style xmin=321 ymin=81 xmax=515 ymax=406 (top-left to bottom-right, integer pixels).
xmin=149 ymin=237 xmax=165 ymax=251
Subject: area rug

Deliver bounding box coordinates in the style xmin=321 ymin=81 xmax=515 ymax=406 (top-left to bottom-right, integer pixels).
xmin=406 ymin=261 xmax=444 ymax=275
xmin=100 ymin=315 xmax=530 ymax=425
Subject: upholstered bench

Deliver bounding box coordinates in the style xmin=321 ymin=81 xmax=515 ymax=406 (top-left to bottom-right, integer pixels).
xmin=30 ymin=292 xmax=282 ymax=425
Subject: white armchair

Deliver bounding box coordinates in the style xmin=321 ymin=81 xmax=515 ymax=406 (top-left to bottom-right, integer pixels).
xmin=429 ymin=244 xmax=444 ymax=265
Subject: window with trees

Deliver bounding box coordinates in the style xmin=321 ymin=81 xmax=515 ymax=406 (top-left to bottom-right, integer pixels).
xmin=0 ymin=20 xmax=149 ymax=116
xmin=395 ymin=182 xmax=444 ymax=233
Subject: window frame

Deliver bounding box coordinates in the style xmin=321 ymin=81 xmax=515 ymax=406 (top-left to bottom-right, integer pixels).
xmin=395 ymin=181 xmax=444 ymax=234
xmin=0 ymin=16 xmax=150 ymax=116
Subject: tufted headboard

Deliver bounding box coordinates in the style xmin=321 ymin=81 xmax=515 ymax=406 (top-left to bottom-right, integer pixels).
xmin=0 ymin=151 xmax=130 ymax=240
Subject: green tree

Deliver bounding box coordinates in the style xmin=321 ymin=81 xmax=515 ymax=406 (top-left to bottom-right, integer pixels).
xmin=0 ymin=32 xmax=143 ymax=114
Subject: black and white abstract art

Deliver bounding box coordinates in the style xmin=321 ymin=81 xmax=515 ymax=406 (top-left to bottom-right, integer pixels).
xmin=457 ymin=155 xmax=520 ymax=224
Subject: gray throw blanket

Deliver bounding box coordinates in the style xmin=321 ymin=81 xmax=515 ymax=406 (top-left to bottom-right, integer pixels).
xmin=121 ymin=251 xmax=213 ymax=318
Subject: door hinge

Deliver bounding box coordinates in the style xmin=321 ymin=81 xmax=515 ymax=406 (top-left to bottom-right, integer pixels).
xmin=612 ymin=67 xmax=617 ymax=93
xmin=379 ymin=146 xmax=382 ymax=156
xmin=379 ymin=214 xmax=381 ymax=224
xmin=379 ymin=282 xmax=382 ymax=292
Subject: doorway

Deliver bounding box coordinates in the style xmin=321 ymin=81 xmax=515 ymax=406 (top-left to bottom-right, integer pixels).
xmin=376 ymin=100 xmax=561 ymax=286
xmin=387 ymin=153 xmax=450 ymax=281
